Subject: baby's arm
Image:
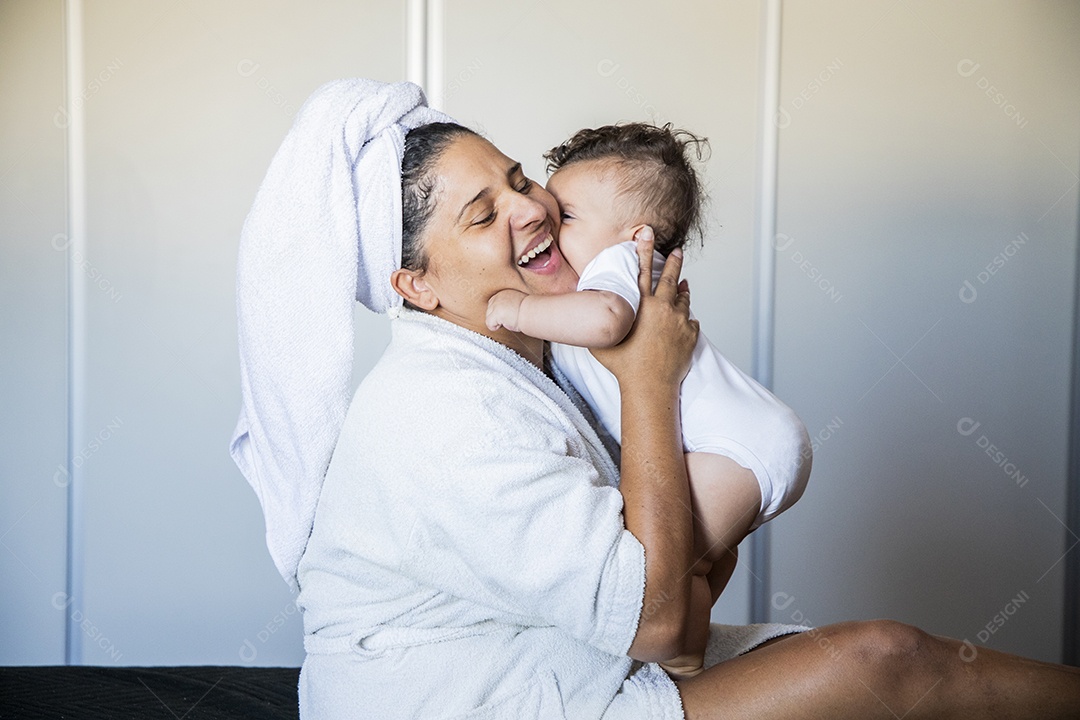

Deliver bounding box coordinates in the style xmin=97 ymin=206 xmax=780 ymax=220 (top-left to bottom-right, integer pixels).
xmin=486 ymin=288 xmax=636 ymax=349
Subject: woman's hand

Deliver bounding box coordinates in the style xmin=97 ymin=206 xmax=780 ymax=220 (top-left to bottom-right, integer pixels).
xmin=590 ymin=226 xmax=698 ymax=388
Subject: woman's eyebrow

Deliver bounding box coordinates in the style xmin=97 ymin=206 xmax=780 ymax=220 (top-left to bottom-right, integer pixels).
xmin=456 ymin=163 xmax=525 ymax=223
xmin=457 ymin=188 xmax=490 ymax=223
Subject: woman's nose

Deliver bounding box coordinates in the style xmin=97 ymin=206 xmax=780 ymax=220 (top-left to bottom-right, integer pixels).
xmin=508 ymin=192 xmax=548 ymax=233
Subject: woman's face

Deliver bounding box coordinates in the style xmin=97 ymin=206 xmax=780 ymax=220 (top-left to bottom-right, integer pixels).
xmin=411 ymin=133 xmax=579 ymax=336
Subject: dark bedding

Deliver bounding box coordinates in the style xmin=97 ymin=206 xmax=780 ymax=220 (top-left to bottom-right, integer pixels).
xmin=0 ymin=665 xmax=300 ymax=719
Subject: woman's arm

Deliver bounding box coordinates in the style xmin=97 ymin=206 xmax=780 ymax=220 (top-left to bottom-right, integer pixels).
xmin=486 ymin=288 xmax=635 ymax=348
xmin=591 ymin=231 xmax=699 ymax=663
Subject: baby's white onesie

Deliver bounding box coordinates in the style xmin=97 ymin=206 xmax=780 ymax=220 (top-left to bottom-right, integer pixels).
xmin=550 ymin=240 xmax=812 ymax=529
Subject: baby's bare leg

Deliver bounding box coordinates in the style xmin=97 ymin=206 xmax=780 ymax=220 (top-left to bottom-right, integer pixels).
xmin=658 ymin=574 xmax=713 ymax=680
xmin=706 ymin=546 xmax=738 ymax=606
xmin=685 ymin=452 xmax=762 ymax=602
xmin=658 ymin=454 xmax=765 ymax=679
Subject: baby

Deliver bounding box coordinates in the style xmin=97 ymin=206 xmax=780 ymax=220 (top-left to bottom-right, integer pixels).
xmin=486 ymin=123 xmax=812 ymax=678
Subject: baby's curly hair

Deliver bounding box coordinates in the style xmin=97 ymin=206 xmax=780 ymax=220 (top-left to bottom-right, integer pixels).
xmin=544 ymin=122 xmax=710 ymax=255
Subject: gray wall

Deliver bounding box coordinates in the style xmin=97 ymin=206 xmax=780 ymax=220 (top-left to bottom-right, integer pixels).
xmin=0 ymin=0 xmax=69 ymax=666
xmin=771 ymin=0 xmax=1079 ymax=664
xmin=1 ymin=0 xmax=1076 ymax=666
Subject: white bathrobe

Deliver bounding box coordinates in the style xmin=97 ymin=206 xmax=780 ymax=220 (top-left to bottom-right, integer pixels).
xmin=296 ymin=308 xmax=808 ymax=719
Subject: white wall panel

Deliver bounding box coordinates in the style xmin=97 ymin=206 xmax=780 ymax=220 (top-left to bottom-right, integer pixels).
xmin=0 ymin=0 xmax=70 ymax=666
xmin=78 ymin=0 xmax=405 ymax=665
xmin=771 ymin=0 xmax=1079 ymax=663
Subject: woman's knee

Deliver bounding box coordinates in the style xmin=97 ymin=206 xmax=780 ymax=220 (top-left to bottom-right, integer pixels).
xmin=847 ymin=619 xmax=933 ymax=663
xmin=816 ymin=620 xmax=941 ymax=679
xmin=827 ymin=620 xmax=944 ymax=697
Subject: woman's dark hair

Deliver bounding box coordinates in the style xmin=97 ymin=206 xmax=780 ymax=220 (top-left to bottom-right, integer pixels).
xmin=543 ymin=122 xmax=710 ymax=255
xmin=400 ymin=122 xmax=478 ymax=275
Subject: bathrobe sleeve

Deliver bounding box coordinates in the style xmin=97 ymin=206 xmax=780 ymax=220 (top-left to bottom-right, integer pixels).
xmin=393 ymin=369 xmax=647 ymax=659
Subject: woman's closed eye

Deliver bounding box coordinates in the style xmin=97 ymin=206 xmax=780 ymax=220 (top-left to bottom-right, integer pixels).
xmin=472 ymin=208 xmax=496 ymax=226
xmin=470 ymin=179 xmax=535 ymax=226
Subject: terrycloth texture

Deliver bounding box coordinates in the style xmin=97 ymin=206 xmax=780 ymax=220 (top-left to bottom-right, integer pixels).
xmin=229 ymin=79 xmax=453 ymax=589
xmin=296 ymin=308 xmax=809 ymax=719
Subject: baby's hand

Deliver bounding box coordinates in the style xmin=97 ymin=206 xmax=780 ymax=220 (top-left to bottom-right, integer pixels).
xmin=486 ymin=289 xmax=528 ymax=332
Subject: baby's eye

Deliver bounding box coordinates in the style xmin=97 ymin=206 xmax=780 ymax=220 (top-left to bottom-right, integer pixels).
xmin=560 ymin=212 xmax=573 ymax=221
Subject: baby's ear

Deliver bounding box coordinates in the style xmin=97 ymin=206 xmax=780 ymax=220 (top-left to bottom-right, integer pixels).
xmin=626 ymin=224 xmax=654 ymax=243
xmin=390 ymin=268 xmax=439 ymax=311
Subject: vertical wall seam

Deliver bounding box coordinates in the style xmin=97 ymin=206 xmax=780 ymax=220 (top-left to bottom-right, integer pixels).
xmin=406 ymin=0 xmax=426 ymax=89
xmin=63 ymin=0 xmax=85 ymax=666
xmin=1065 ymin=179 xmax=1080 ymax=666
xmin=425 ymin=0 xmax=444 ymax=110
xmin=749 ymin=0 xmax=783 ymax=624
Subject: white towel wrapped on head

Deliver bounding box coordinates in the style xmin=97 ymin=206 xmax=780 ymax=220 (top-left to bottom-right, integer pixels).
xmin=230 ymin=79 xmax=454 ymax=590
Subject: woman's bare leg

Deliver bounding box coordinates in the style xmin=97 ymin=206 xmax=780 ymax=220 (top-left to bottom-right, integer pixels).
xmin=676 ymin=619 xmax=1080 ymax=719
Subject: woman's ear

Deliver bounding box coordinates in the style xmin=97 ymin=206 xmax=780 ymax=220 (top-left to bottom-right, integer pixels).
xmin=390 ymin=268 xmax=439 ymax=311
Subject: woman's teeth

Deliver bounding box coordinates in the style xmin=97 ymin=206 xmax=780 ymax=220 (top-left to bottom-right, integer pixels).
xmin=517 ymin=235 xmax=553 ymax=266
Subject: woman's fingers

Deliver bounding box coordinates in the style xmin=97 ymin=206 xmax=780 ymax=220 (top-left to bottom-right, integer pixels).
xmin=634 ymin=226 xmax=656 ymax=297
xmin=633 ymin=225 xmax=686 ymax=305
xmin=654 ymin=247 xmax=685 ymax=300
xmin=675 ymin=279 xmax=693 ymax=315
xmin=589 ymin=231 xmax=696 ymax=386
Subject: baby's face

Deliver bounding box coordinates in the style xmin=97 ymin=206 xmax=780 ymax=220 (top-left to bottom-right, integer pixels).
xmin=545 ymin=161 xmax=637 ymax=276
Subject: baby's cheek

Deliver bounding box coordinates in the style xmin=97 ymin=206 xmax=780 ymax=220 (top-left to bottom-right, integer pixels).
xmin=559 ymin=236 xmax=588 ymax=277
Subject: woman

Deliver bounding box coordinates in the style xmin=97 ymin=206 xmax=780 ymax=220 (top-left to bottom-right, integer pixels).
xmin=295 ymin=120 xmax=762 ymax=719
xmin=235 ymin=81 xmax=1080 ymax=718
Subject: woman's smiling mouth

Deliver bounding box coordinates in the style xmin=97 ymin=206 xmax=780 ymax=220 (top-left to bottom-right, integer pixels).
xmin=517 ymin=233 xmax=554 ymax=266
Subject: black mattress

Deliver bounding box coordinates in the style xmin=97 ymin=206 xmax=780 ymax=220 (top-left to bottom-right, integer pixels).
xmin=0 ymin=665 xmax=300 ymax=719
